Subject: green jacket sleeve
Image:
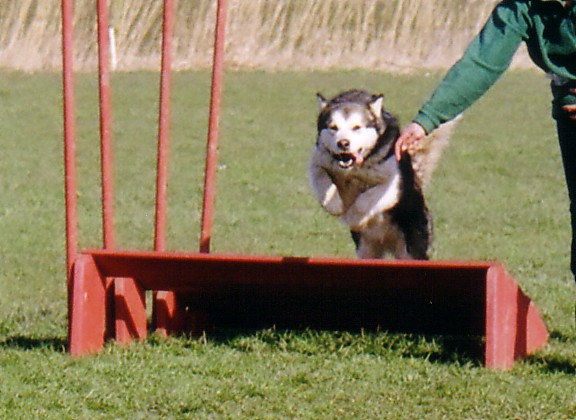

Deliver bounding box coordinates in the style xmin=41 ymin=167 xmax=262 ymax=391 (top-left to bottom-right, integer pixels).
xmin=414 ymin=1 xmax=531 ymax=133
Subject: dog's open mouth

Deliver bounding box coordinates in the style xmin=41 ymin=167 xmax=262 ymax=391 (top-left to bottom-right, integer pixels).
xmin=334 ymin=152 xmax=357 ymax=168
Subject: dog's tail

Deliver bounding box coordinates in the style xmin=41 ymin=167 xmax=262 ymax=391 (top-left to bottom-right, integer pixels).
xmin=408 ymin=117 xmax=460 ymax=189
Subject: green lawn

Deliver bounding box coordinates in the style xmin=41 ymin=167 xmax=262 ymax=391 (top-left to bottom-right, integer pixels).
xmin=0 ymin=70 xmax=574 ymax=418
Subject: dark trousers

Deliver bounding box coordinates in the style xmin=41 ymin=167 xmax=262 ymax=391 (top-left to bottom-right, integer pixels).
xmin=556 ymin=116 xmax=576 ymax=280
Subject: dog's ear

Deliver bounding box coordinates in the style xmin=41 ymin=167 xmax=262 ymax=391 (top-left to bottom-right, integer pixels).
xmin=369 ymin=95 xmax=384 ymax=119
xmin=316 ymin=93 xmax=328 ymax=112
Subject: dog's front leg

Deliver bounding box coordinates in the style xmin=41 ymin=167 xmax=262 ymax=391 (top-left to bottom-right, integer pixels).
xmin=309 ymin=158 xmax=345 ymax=215
xmin=341 ymin=175 xmax=400 ymax=230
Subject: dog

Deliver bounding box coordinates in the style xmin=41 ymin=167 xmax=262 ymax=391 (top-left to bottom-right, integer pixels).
xmin=309 ymin=89 xmax=456 ymax=260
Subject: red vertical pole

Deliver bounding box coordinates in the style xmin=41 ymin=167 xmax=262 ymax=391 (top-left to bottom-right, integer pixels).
xmin=154 ymin=0 xmax=175 ymax=252
xmin=151 ymin=0 xmax=179 ymax=337
xmin=199 ymin=0 xmax=228 ymax=253
xmin=96 ymin=0 xmax=117 ymax=343
xmin=97 ymin=0 xmax=116 ymax=249
xmin=62 ymin=0 xmax=78 ymax=277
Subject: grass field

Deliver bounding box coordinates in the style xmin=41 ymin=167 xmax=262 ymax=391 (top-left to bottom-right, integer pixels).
xmin=0 ymin=69 xmax=575 ymax=417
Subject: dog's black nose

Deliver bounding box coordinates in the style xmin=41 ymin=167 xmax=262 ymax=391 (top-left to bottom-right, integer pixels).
xmin=337 ymin=139 xmax=350 ymax=150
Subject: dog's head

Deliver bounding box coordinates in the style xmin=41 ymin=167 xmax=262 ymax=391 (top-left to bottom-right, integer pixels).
xmin=316 ymin=90 xmax=396 ymax=169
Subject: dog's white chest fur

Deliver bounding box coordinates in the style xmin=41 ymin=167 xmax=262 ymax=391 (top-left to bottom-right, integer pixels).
xmin=310 ymin=148 xmax=401 ymax=231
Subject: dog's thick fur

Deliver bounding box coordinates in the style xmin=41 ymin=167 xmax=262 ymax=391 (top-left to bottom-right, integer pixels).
xmin=309 ymin=89 xmax=456 ymax=260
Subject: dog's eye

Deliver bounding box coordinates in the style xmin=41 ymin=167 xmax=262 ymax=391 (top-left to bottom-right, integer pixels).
xmin=352 ymin=125 xmax=362 ymax=131
xmin=328 ymin=124 xmax=338 ymax=131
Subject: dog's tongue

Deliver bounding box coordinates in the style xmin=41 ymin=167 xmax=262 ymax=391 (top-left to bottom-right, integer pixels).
xmin=337 ymin=152 xmax=364 ymax=168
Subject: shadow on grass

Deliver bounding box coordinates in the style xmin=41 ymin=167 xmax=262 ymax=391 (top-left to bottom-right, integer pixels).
xmin=186 ymin=328 xmax=487 ymax=367
xmin=525 ymin=330 xmax=576 ymax=375
xmin=175 ymin=326 xmax=576 ymax=372
xmin=532 ymin=354 xmax=576 ymax=374
xmin=2 ymin=329 xmax=572 ymax=374
xmin=0 ymin=335 xmax=67 ymax=352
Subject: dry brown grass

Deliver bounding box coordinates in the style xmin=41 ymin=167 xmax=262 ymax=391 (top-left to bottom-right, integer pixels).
xmin=0 ymin=0 xmax=532 ymax=72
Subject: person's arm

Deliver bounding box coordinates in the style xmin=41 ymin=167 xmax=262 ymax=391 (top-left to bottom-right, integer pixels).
xmin=397 ymin=1 xmax=530 ymax=158
xmin=415 ymin=1 xmax=529 ymax=132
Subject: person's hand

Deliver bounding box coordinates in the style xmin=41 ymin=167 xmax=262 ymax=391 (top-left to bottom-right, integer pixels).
xmin=563 ymin=88 xmax=576 ymax=121
xmin=395 ymin=122 xmax=426 ymax=160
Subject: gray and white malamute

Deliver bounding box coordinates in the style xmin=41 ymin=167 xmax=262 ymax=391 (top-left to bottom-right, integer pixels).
xmin=309 ymin=89 xmax=456 ymax=260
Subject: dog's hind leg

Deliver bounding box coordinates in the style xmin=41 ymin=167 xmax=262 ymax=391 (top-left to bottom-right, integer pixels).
xmin=353 ymin=232 xmax=385 ymax=259
xmin=393 ymin=234 xmax=428 ymax=260
xmin=351 ymin=231 xmax=361 ymax=249
xmin=393 ymin=210 xmax=431 ymax=260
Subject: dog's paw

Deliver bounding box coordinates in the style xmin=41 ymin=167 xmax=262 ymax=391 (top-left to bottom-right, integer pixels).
xmin=341 ymin=208 xmax=369 ymax=230
xmin=341 ymin=196 xmax=375 ymax=228
xmin=320 ymin=184 xmax=344 ymax=215
xmin=323 ymin=197 xmax=344 ymax=216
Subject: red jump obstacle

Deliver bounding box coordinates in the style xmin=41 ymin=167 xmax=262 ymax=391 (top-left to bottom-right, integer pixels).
xmin=61 ymin=0 xmax=548 ymax=369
